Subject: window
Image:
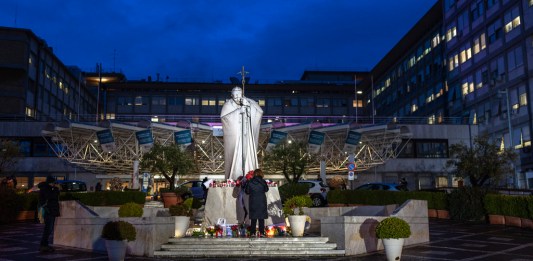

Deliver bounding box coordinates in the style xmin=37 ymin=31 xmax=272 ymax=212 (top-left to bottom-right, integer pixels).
xmin=448 ymin=52 xmax=459 ymax=71
xmin=284 ymin=98 xmax=298 ymax=107
xmin=416 ymin=140 xmax=449 ymax=158
xmin=185 ymin=97 xmax=199 ymax=106
xmin=486 ymin=0 xmax=497 ymax=9
xmin=488 ymin=19 xmax=502 ymax=43
xmin=218 ymin=99 xmax=225 ymax=106
xmin=473 ymin=33 xmax=486 ymax=54
xmin=446 ymin=24 xmax=457 ymax=42
xmin=201 ymin=97 xmax=216 ymax=106
xmin=461 ymin=75 xmax=474 ymax=97
xmin=504 ymin=6 xmax=521 ymax=33
xmin=267 ymin=98 xmax=282 ymax=106
xmin=431 ymin=33 xmax=441 ymax=47
xmin=151 ymin=96 xmax=166 ymax=106
xmin=257 ymin=99 xmax=265 ymax=106
xmin=507 ymin=46 xmax=523 ymax=71
xmin=458 ymin=10 xmax=469 ymax=31
xmin=300 ymin=97 xmax=314 ymax=107
xmin=459 ymin=43 xmax=472 ymax=63
xmin=316 ymin=98 xmax=329 ymax=108
xmin=471 ymin=0 xmax=485 ymax=21
xmin=167 ymin=97 xmax=184 ymax=106
xmin=331 ymin=98 xmax=346 ymax=107
xmin=117 ymin=96 xmax=133 ymax=106
xmin=134 ymin=96 xmax=148 ymax=106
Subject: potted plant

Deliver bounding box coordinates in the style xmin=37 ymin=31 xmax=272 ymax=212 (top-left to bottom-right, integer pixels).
xmin=375 ymin=216 xmax=411 ymax=261
xmin=101 ymin=220 xmax=136 ymax=261
xmin=282 ymin=195 xmax=312 ymax=237
xmin=169 ymin=198 xmax=193 ymax=238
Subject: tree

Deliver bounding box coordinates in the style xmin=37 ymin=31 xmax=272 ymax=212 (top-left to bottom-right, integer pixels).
xmin=140 ymin=143 xmax=195 ymax=190
xmin=263 ymin=141 xmax=315 ymax=183
xmin=0 ymin=139 xmax=20 ymax=176
xmin=446 ymin=133 xmax=517 ymax=187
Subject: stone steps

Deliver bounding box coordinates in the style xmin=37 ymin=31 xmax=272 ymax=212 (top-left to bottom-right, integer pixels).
xmin=154 ymin=237 xmax=345 ymax=258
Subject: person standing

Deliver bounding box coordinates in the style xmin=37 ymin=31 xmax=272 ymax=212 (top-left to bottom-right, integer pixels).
xmin=245 ymin=169 xmax=269 ymax=237
xmin=95 ymin=181 xmax=102 ymax=192
xmin=38 ymin=176 xmax=60 ymax=252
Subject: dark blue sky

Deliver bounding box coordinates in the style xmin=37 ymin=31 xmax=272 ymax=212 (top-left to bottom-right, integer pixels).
xmin=0 ymin=1 xmax=436 ymax=82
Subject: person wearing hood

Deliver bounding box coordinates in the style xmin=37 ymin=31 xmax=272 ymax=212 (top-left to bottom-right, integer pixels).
xmin=245 ymin=169 xmax=269 ymax=237
xmin=38 ymin=176 xmax=60 ymax=252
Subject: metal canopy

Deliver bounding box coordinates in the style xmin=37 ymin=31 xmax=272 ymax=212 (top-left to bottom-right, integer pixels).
xmin=42 ymin=120 xmax=411 ymax=176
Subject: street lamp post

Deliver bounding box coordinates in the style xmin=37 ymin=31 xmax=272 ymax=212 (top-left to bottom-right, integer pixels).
xmin=499 ymin=89 xmax=517 ymax=188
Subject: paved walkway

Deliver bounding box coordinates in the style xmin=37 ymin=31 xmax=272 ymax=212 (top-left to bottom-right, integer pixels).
xmin=1 ymin=219 xmax=533 ymax=260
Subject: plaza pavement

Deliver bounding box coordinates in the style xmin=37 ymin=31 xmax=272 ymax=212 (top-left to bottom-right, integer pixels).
xmin=1 ymin=218 xmax=533 ymax=260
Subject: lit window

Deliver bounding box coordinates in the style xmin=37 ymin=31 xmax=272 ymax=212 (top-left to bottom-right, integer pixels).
xmin=504 ymin=7 xmax=521 ymax=33
xmin=218 ymin=99 xmax=225 ymax=106
xmin=520 ymin=93 xmax=527 ymax=106
xmin=25 ymin=107 xmax=34 ymax=117
xmin=201 ymin=98 xmax=216 ymax=106
xmin=185 ymin=97 xmax=199 ymax=106
xmin=258 ymin=99 xmax=265 ymax=106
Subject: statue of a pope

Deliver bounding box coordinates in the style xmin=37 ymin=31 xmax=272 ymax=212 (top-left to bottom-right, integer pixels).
xmin=220 ymin=87 xmax=263 ymax=180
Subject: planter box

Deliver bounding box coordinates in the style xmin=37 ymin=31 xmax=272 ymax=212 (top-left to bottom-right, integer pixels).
xmin=505 ymin=216 xmax=522 ymax=227
xmin=520 ymin=218 xmax=533 ymax=229
xmin=488 ymin=214 xmax=505 ymax=225
xmin=427 ymin=209 xmax=437 ymax=218
xmin=489 ymin=215 xmax=505 ymax=225
xmin=437 ymin=210 xmax=449 ymax=219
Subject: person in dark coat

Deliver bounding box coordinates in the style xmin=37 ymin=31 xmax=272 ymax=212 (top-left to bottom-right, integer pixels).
xmin=38 ymin=176 xmax=61 ymax=252
xmin=245 ymin=169 xmax=269 ymax=237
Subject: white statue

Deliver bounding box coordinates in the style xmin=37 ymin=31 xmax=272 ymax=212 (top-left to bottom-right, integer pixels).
xmin=220 ymin=87 xmax=263 ymax=180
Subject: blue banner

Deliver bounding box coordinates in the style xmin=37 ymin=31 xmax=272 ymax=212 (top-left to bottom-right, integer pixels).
xmin=136 ymin=129 xmax=153 ymax=145
xmin=96 ymin=129 xmax=114 ymax=144
xmin=308 ymin=131 xmax=325 ymax=145
xmin=174 ymin=130 xmax=192 ymax=145
xmin=345 ymin=131 xmax=362 ymax=145
xmin=269 ymin=130 xmax=288 ymax=145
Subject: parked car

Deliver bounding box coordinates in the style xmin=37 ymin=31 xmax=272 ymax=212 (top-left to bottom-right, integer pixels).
xmin=28 ymin=180 xmax=87 ymax=193
xmin=298 ymin=180 xmax=329 ymax=207
xmin=355 ymin=182 xmax=408 ymax=191
xmin=176 ymin=180 xmax=205 ymax=199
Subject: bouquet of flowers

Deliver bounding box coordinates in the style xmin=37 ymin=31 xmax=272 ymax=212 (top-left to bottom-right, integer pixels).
xmin=230 ymin=225 xmax=240 ymax=237
xmin=245 ymin=170 xmax=254 ymax=181
xmin=214 ymin=224 xmax=224 ymax=237
xmin=205 ymin=226 xmax=215 ymax=237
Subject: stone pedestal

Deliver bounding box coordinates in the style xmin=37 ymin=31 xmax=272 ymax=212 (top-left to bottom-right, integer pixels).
xmin=203 ymin=186 xmax=283 ymax=226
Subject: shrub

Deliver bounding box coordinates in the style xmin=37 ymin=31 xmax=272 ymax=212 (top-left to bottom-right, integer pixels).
xmin=101 ymin=221 xmax=136 ymax=241
xmin=375 ymin=217 xmax=411 ymax=239
xmin=431 ymin=191 xmax=448 ymax=210
xmin=501 ymin=195 xmax=529 ymax=218
xmin=278 ymin=183 xmax=309 ymax=204
xmin=326 ymin=190 xmax=347 ymax=205
xmin=448 ymin=187 xmax=486 ymax=222
xmin=282 ymin=195 xmax=313 ymax=216
xmin=483 ymin=194 xmax=503 ymax=215
xmin=118 ymin=202 xmax=143 ymax=217
xmin=60 ymin=191 xmax=146 ymax=206
xmin=0 ymin=188 xmax=23 ymax=224
xmin=169 ymin=198 xmax=193 ymax=217
xmin=526 ymin=196 xmax=533 ymax=220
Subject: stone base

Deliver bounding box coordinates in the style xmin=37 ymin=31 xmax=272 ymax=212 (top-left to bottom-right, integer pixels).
xmin=320 ymin=200 xmax=429 ymax=256
xmin=203 ymin=186 xmax=283 ymax=226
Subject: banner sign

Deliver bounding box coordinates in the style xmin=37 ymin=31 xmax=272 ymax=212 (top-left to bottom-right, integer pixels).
xmin=136 ymin=129 xmax=154 ymax=150
xmin=174 ymin=130 xmax=192 ymax=146
xmin=308 ymin=131 xmax=325 ymax=154
xmin=96 ymin=129 xmax=116 ymax=152
xmin=343 ymin=130 xmax=362 ymax=153
xmin=136 ymin=129 xmax=153 ymax=145
xmin=266 ymin=130 xmax=288 ymax=151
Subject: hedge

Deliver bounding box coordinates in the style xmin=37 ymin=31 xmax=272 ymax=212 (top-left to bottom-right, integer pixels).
xmin=60 ymin=191 xmax=146 ymax=206
xmin=278 ymin=183 xmax=309 ymax=203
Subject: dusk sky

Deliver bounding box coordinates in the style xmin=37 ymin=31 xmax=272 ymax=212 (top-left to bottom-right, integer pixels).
xmin=0 ymin=1 xmax=437 ymax=83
